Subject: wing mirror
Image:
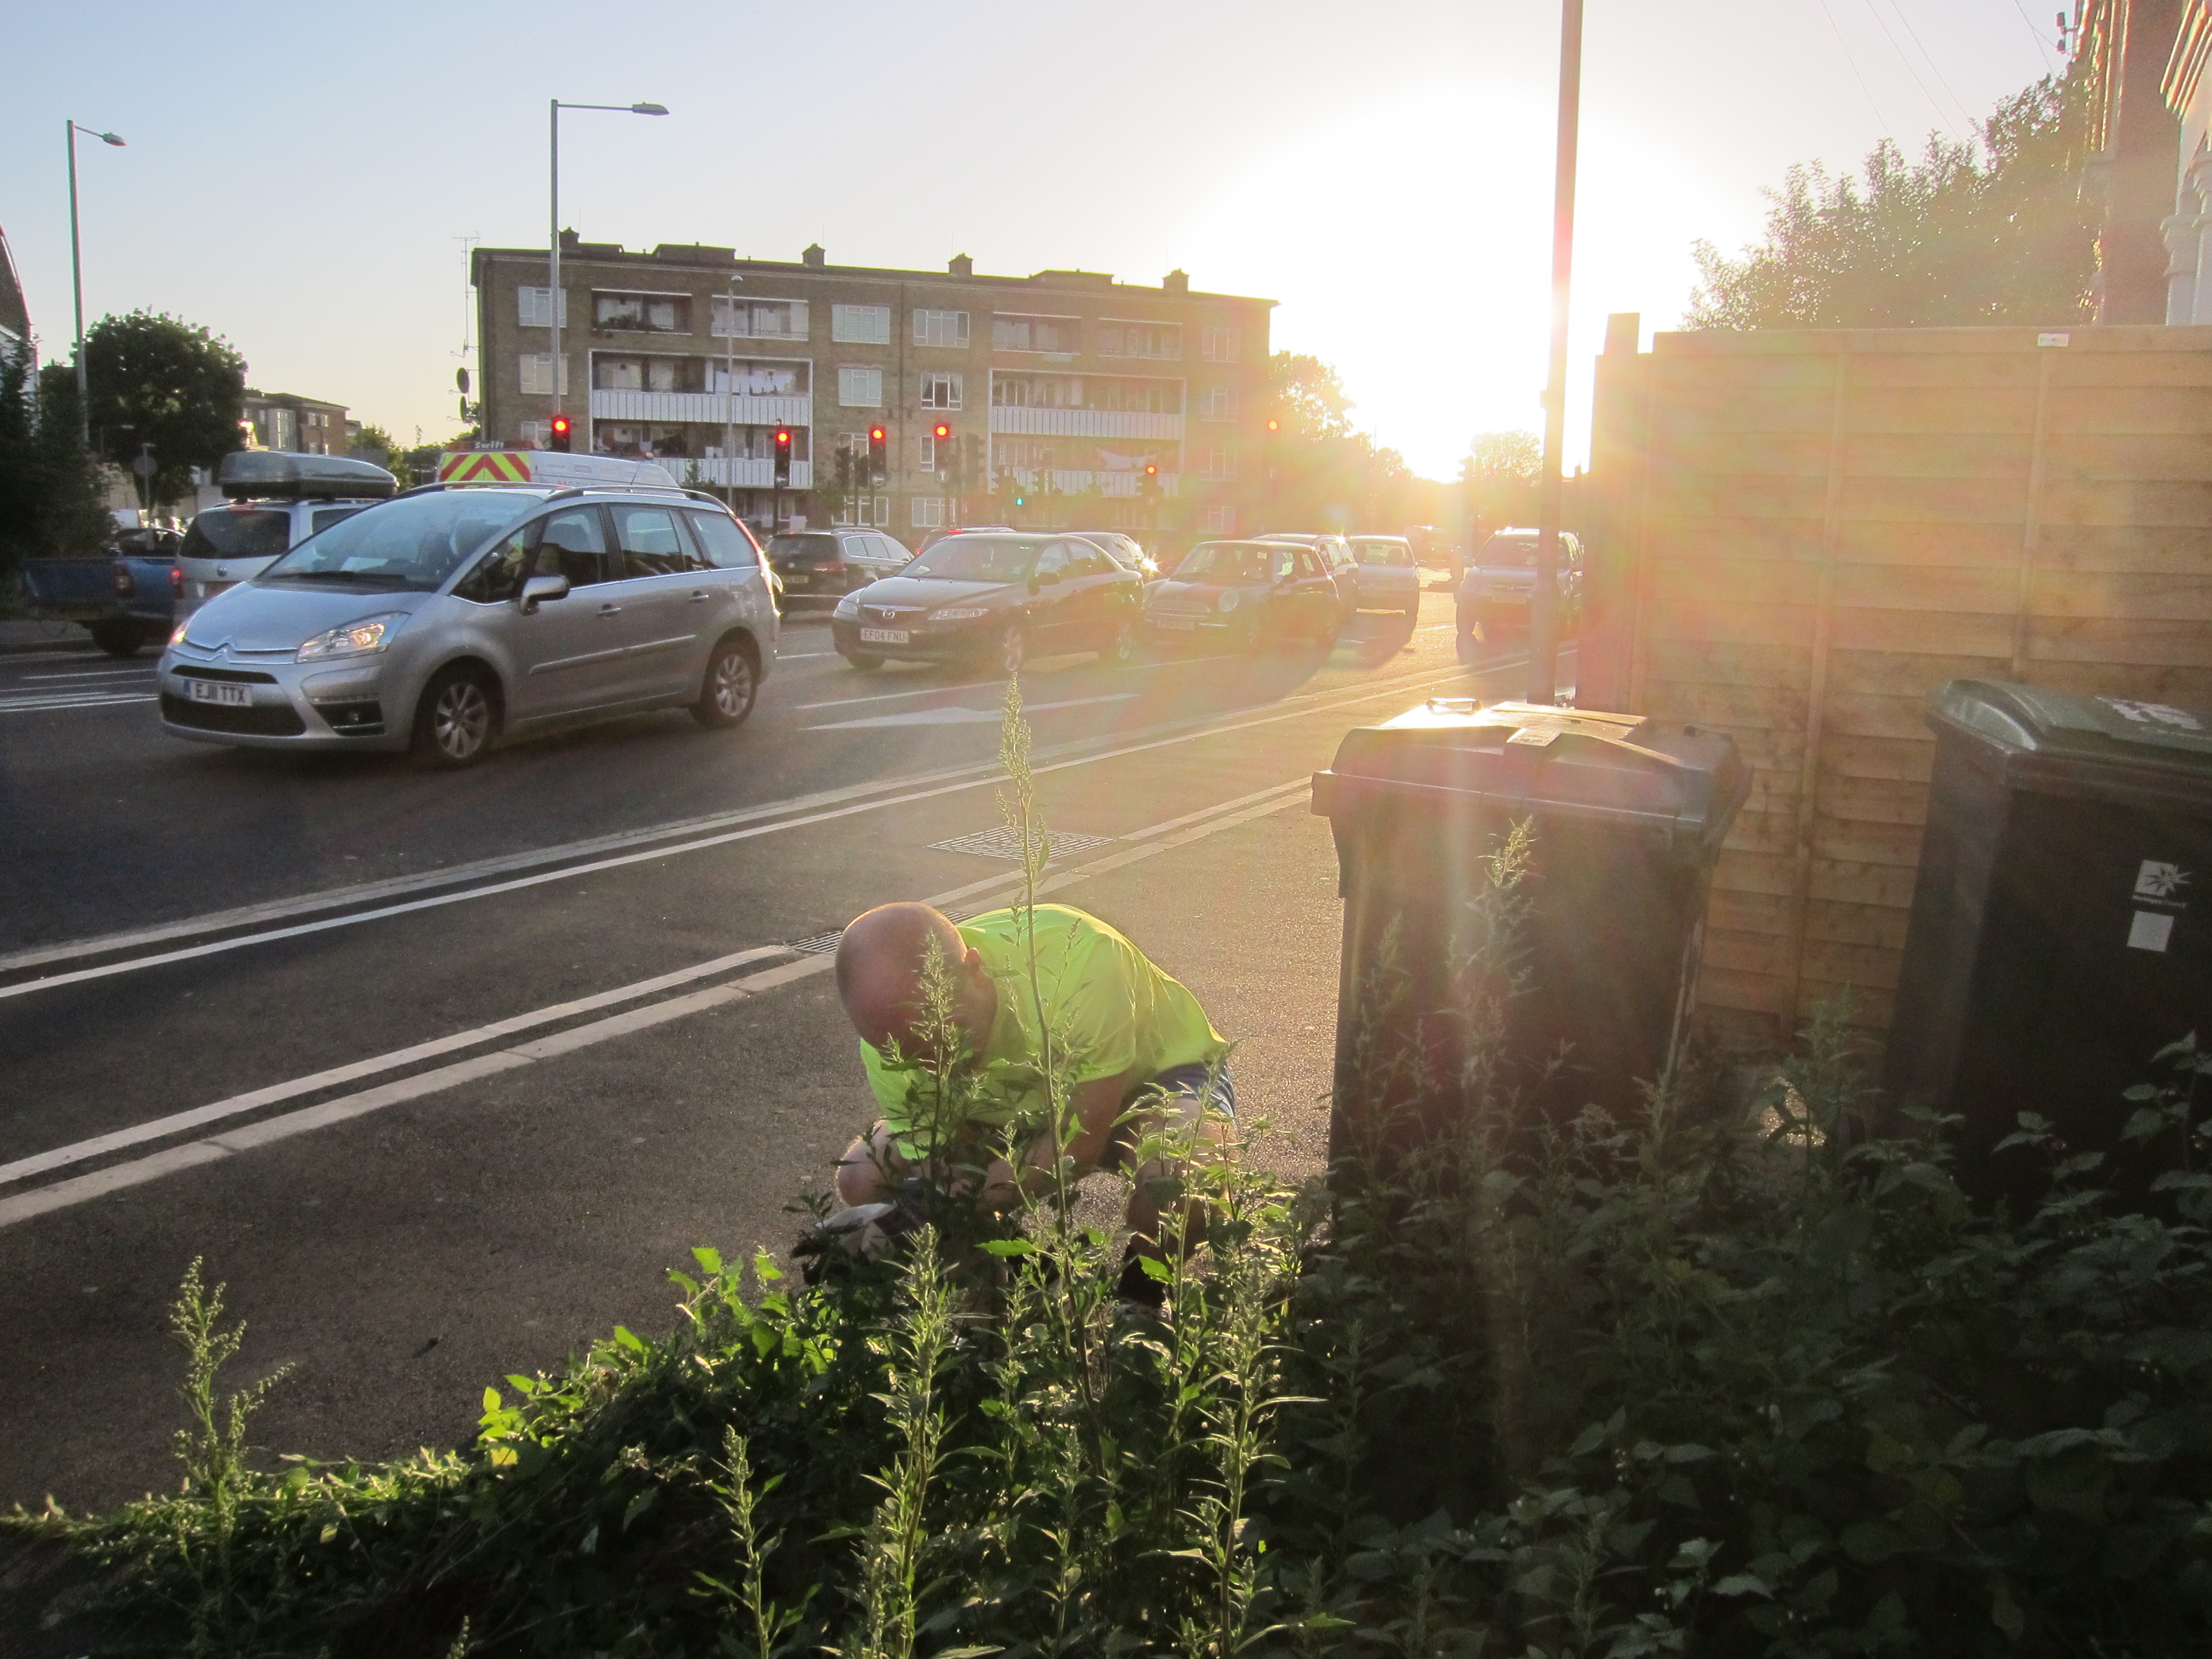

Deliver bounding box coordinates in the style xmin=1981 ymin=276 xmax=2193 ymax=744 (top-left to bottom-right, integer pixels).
xmin=1029 ymin=568 xmax=1062 ymax=592
xmin=518 ymin=572 xmax=570 ymax=613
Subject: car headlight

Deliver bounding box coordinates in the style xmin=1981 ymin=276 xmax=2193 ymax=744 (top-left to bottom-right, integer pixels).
xmin=297 ymin=612 xmax=406 ymax=662
xmin=833 ymin=594 xmax=860 ymax=619
xmin=932 ymin=608 xmax=988 ymax=622
xmin=1218 ymin=590 xmax=1240 ymax=614
xmin=170 ymin=618 xmax=190 ymax=645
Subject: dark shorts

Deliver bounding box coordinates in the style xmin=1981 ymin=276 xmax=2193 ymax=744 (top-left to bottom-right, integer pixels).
xmin=1099 ymin=1061 xmax=1236 ymax=1173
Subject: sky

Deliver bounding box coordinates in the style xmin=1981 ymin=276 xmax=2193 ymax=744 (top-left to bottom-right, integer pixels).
xmin=1 ymin=0 xmax=2062 ymax=480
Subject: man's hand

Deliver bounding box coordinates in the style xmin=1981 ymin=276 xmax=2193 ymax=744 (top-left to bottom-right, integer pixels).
xmin=978 ymin=1071 xmax=1136 ymax=1208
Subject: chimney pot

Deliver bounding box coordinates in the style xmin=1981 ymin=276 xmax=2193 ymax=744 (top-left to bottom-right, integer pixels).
xmin=948 ymin=253 xmax=973 ymax=276
xmin=802 ymin=243 xmax=826 ymax=267
xmin=1164 ymin=268 xmax=1189 ymax=293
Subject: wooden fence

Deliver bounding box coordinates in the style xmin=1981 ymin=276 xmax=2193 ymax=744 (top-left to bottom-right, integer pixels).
xmin=1579 ymin=323 xmax=2212 ymax=1052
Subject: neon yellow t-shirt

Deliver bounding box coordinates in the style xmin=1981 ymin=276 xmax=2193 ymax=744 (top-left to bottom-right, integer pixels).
xmin=860 ymin=903 xmax=1227 ymax=1136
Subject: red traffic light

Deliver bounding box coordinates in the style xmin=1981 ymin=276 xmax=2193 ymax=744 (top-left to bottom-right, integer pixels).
xmin=932 ymin=422 xmax=951 ymax=443
xmin=869 ymin=425 xmax=886 ymax=443
xmin=1265 ymin=418 xmax=1280 ymax=432
xmin=1144 ymin=462 xmax=1159 ymax=478
xmin=774 ymin=427 xmax=793 ymax=448
xmin=548 ymin=414 xmax=572 ymax=452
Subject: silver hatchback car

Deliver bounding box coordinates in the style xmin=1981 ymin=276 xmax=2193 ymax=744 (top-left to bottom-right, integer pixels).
xmin=158 ymin=484 xmax=777 ymax=766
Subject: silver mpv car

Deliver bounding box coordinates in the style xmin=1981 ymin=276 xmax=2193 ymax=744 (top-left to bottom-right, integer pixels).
xmin=158 ymin=484 xmax=777 ymax=766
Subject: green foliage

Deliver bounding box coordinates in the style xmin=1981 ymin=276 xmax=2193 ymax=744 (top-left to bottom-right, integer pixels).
xmin=14 ymin=720 xmax=2212 ymax=1656
xmin=1460 ymin=431 xmax=1542 ymax=538
xmin=0 ymin=338 xmax=112 ymax=569
xmin=79 ymin=309 xmax=247 ymax=507
xmin=350 ymin=424 xmax=400 ymax=465
xmin=1261 ymin=352 xmax=1414 ymax=537
xmin=1687 ymin=78 xmax=2097 ymax=330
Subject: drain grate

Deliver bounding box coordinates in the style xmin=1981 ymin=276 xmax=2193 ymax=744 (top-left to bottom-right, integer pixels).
xmin=789 ymin=931 xmax=845 ymax=956
xmin=930 ymin=826 xmax=1114 ymax=862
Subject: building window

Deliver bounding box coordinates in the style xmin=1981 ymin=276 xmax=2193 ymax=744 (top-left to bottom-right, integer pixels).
xmin=1198 ymin=505 xmax=1236 ymax=534
xmin=991 ymin=313 xmax=1079 ymax=353
xmin=593 ymin=292 xmax=692 ymax=333
xmin=1098 ymin=320 xmax=1181 ymax=360
xmin=519 ymin=420 xmax=548 ymax=446
xmin=519 ymin=354 xmax=571 ymax=395
xmin=517 ymin=287 xmax=569 ymax=327
xmin=913 ymin=309 xmax=970 ymax=348
xmin=1201 ymin=326 xmax=1239 ymax=363
xmin=1196 ymin=448 xmax=1236 ymax=481
xmin=834 ymin=494 xmax=894 ymax=528
xmin=916 ymin=432 xmax=939 ymax=471
xmin=712 ymin=297 xmax=808 ymax=340
xmin=833 ymin=304 xmax=891 ymax=344
xmin=919 ymin=371 xmax=963 ymax=411
xmin=838 ymin=366 xmax=884 ymax=406
xmin=912 ymin=496 xmax=945 ymax=528
xmin=1196 ymin=385 xmax=1237 ymax=421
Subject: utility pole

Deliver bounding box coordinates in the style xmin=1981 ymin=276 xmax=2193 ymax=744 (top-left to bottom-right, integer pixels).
xmin=1528 ymin=0 xmax=1582 ymax=706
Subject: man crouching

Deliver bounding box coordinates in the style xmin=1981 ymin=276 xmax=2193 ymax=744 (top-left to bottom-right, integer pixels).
xmin=826 ymin=900 xmax=1235 ymax=1302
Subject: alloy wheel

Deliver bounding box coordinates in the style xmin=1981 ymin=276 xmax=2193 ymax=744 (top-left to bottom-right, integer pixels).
xmin=1000 ymin=625 xmax=1027 ymax=674
xmin=433 ymin=679 xmax=491 ymax=761
xmin=712 ymin=648 xmax=755 ymax=719
xmin=1107 ymin=617 xmax=1136 ymax=665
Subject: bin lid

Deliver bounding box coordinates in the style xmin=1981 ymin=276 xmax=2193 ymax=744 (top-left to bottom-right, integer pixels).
xmin=1312 ymin=699 xmax=1748 ymax=858
xmin=1929 ymin=679 xmax=2212 ymax=808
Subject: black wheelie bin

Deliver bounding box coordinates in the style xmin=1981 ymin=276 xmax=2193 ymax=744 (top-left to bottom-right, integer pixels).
xmin=1310 ymin=699 xmax=1748 ymax=1176
xmin=1886 ymin=679 xmax=2212 ymax=1208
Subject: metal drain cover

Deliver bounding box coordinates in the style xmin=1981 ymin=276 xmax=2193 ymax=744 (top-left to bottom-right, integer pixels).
xmin=930 ymin=826 xmax=1114 ymax=862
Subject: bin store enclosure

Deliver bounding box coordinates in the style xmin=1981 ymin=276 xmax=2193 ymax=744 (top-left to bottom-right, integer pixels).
xmin=1311 ymin=699 xmax=1748 ymax=1173
xmin=1886 ymin=679 xmax=2212 ymax=1206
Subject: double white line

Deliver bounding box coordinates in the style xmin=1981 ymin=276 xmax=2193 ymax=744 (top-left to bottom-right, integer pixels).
xmin=0 ymin=776 xmax=1318 ymax=1230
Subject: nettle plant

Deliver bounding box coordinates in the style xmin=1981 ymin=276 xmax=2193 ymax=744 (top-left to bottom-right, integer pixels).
xmin=12 ymin=679 xmax=2212 ymax=1657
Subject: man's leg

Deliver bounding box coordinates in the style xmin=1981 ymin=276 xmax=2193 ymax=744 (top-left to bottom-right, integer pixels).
xmin=834 ymin=1121 xmax=908 ymax=1207
xmin=1115 ymin=1064 xmax=1238 ymax=1261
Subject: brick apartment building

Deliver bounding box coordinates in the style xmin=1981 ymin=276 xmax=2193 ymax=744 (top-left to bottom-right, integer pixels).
xmin=243 ymin=389 xmax=349 ymax=455
xmin=471 ymin=236 xmax=1275 ymax=541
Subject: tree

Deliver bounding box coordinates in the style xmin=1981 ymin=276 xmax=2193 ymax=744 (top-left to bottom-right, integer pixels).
xmin=1268 ymin=352 xmax=1354 ymax=443
xmin=1461 ymin=431 xmax=1541 ymax=534
xmin=0 ymin=340 xmax=113 ymax=571
xmin=1255 ymin=350 xmax=1416 ymax=537
xmin=1687 ymin=78 xmax=2097 ymax=330
xmin=349 ymin=424 xmax=399 ymax=463
xmin=78 ymin=310 xmax=247 ymax=508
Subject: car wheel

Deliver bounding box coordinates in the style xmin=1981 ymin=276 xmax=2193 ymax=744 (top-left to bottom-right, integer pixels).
xmin=1103 ymin=615 xmax=1137 ymax=666
xmin=842 ymin=651 xmax=884 ymax=672
xmin=692 ymin=635 xmax=759 ymax=728
xmin=90 ymin=622 xmax=141 ymax=659
xmin=997 ymin=623 xmax=1028 ymax=674
xmin=412 ymin=666 xmax=499 ymax=769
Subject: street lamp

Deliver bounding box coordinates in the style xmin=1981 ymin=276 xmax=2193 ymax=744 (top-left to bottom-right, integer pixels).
xmin=548 ymin=99 xmax=668 ymax=450
xmin=65 ymin=119 xmax=126 ymax=446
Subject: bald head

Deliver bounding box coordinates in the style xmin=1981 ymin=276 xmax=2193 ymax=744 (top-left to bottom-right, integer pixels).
xmin=836 ymin=903 xmax=995 ymax=1057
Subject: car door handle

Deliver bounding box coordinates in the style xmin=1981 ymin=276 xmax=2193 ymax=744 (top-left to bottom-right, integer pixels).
xmin=688 ymin=590 xmax=711 ymax=603
xmin=598 ymin=603 xmax=623 ymax=616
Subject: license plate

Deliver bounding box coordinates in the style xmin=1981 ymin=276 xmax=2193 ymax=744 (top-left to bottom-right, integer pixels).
xmin=188 ymin=681 xmax=252 ymax=707
xmin=1155 ymin=615 xmax=1196 ymax=631
xmin=859 ymin=627 xmax=910 ymax=645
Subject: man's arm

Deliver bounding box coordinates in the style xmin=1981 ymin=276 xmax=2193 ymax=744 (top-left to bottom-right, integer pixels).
xmin=979 ymin=1070 xmax=1136 ymax=1208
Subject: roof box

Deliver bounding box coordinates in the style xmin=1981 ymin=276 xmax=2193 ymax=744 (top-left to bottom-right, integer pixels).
xmin=219 ymin=450 xmax=398 ymax=501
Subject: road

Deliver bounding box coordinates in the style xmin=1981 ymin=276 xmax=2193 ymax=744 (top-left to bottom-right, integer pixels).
xmin=0 ymin=597 xmax=1535 ymax=1517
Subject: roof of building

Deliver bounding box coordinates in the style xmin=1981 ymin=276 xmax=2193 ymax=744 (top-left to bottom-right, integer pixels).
xmin=475 ymin=238 xmax=1275 ymax=307
xmin=0 ymin=222 xmax=28 ymax=343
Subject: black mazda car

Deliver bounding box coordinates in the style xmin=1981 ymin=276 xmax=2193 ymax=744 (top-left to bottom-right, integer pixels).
xmin=830 ymin=531 xmax=1143 ymax=672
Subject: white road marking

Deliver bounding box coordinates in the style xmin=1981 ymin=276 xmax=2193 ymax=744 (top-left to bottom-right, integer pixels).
xmin=0 ymin=652 xmax=1527 ymax=990
xmin=798 ymin=676 xmax=1003 ymax=710
xmin=809 ymin=692 xmax=1137 ymax=731
xmin=777 ymin=651 xmax=836 ymax=659
xmin=19 ymin=667 xmax=157 ymax=682
xmin=0 ymin=693 xmax=156 ymax=715
xmin=0 ymin=786 xmax=1317 ymax=1228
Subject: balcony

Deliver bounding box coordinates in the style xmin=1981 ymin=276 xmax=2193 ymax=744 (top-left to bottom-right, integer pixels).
xmin=1000 ymin=468 xmax=1182 ymax=498
xmin=645 ymin=457 xmax=814 ymax=489
xmin=588 ymin=390 xmax=812 ymax=427
xmin=988 ymin=406 xmax=1182 ymax=440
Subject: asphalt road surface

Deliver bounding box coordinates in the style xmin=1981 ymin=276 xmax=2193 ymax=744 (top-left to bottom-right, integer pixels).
xmin=0 ymin=597 xmax=1544 ymax=1521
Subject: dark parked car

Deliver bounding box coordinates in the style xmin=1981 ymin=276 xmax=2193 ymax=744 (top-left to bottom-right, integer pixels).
xmin=1145 ymin=540 xmax=1344 ymax=652
xmin=766 ymin=528 xmax=913 ymax=605
xmin=830 ymin=532 xmax=1142 ymax=672
xmin=1066 ymin=529 xmax=1159 ymax=578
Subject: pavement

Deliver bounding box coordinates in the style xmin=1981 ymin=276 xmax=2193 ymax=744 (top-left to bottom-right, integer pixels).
xmin=0 ymin=618 xmax=94 ymax=656
xmin=0 ymin=596 xmax=1538 ymax=1539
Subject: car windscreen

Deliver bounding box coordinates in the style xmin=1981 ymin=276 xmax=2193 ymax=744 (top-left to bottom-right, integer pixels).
xmin=1173 ymin=543 xmax=1271 ymax=583
xmin=182 ymin=509 xmax=291 ymax=561
xmin=1353 ymin=540 xmax=1410 ymax=566
xmin=901 ymin=536 xmax=1037 ymax=583
xmin=255 ymin=491 xmax=536 ymax=591
xmin=768 ymin=534 xmax=837 ymax=560
xmin=1480 ymin=535 xmax=1540 ymax=568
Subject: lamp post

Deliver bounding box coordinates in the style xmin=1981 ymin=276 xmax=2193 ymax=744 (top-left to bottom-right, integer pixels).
xmin=549 ymin=99 xmax=668 ymax=449
xmin=65 ymin=119 xmax=126 ymax=446
xmin=1527 ymin=0 xmax=1581 ymax=706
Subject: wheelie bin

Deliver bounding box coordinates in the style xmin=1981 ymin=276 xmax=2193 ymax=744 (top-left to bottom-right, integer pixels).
xmin=1886 ymin=679 xmax=2212 ymax=1208
xmin=1310 ymin=699 xmax=1748 ymax=1175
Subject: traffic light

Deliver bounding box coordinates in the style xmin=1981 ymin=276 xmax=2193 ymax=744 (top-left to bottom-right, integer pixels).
xmin=931 ymin=421 xmax=954 ymax=485
xmin=867 ymin=425 xmax=887 ymax=485
xmin=773 ymin=426 xmax=793 ymax=488
xmin=548 ymin=414 xmax=572 ymax=453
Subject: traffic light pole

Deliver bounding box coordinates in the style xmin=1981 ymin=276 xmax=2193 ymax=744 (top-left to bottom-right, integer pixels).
xmin=1528 ymin=0 xmax=1582 ymax=707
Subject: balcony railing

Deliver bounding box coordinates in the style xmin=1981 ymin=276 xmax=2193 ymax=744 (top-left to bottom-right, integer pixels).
xmin=642 ymin=456 xmax=814 ymax=489
xmin=990 ymin=406 xmax=1182 ymax=440
xmin=999 ymin=468 xmax=1181 ymax=498
xmin=588 ymin=390 xmax=812 ymax=427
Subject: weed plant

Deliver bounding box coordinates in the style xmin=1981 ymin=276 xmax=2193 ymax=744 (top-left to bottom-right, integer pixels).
xmin=12 ymin=682 xmax=2212 ymax=1656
